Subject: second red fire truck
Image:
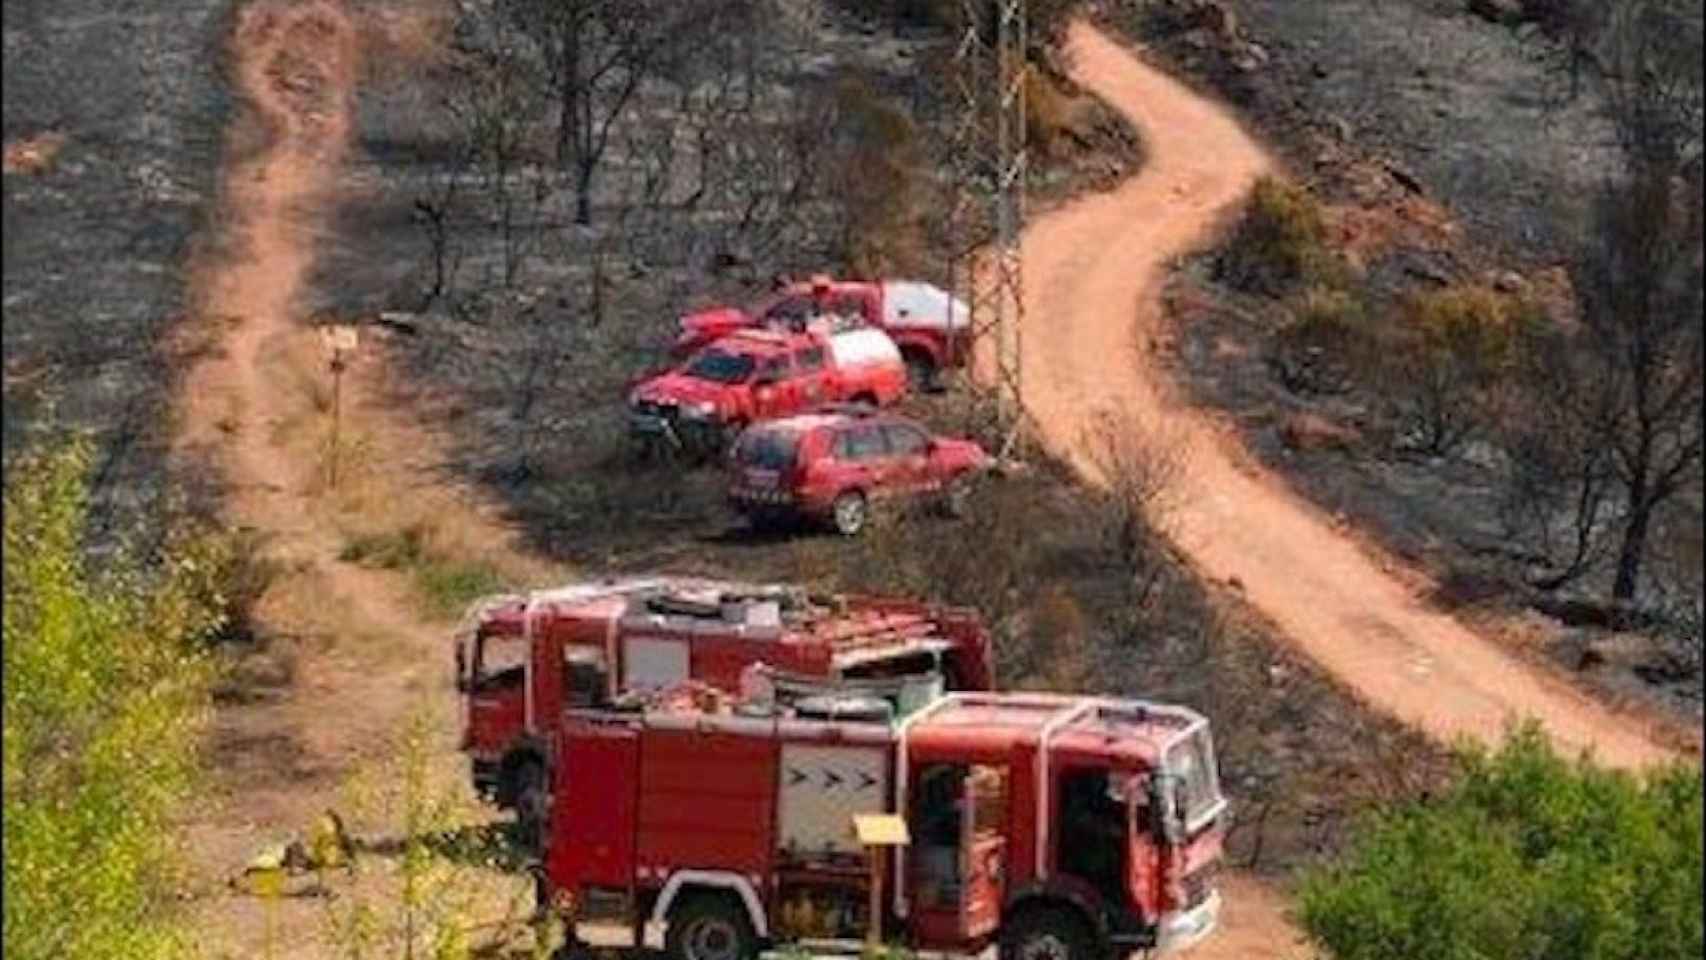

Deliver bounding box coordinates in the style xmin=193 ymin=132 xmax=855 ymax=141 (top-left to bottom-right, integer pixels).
xmin=455 ymin=577 xmax=996 ymax=843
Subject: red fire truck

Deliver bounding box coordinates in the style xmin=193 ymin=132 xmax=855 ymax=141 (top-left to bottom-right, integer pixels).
xmin=537 ymin=690 xmax=1226 ymax=960
xmin=455 ymin=578 xmax=995 ymax=838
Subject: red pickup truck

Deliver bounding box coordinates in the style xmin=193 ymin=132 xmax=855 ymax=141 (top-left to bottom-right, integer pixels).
xmin=672 ymin=276 xmax=970 ymax=390
xmin=629 ymin=325 xmax=907 ymax=457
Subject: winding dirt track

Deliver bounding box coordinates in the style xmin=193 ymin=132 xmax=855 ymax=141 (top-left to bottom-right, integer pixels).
xmin=1027 ymin=21 xmax=1679 ymax=773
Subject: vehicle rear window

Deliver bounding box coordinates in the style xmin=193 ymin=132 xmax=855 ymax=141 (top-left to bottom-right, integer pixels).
xmin=794 ymin=347 xmax=825 ymax=372
xmin=736 ymin=431 xmax=800 ymax=470
xmin=686 ymin=348 xmax=754 ymax=384
xmin=883 ymin=423 xmax=929 ymax=456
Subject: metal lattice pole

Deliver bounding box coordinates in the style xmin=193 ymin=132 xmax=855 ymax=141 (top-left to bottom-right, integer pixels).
xmin=948 ymin=0 xmax=1028 ymax=458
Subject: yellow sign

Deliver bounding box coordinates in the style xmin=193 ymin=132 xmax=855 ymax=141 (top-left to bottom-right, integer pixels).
xmin=853 ymin=813 xmax=910 ymax=847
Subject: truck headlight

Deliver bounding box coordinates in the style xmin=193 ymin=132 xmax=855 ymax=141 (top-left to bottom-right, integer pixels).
xmin=687 ymin=401 xmax=716 ymax=418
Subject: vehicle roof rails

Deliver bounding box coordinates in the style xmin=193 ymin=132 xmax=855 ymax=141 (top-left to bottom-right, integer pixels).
xmin=812 ymin=402 xmax=879 ymax=418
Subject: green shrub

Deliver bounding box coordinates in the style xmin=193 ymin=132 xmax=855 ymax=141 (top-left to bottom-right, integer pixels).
xmin=340 ymin=525 xmax=430 ymax=570
xmin=3 ymin=438 xmax=222 ymax=960
xmin=1298 ymin=721 xmax=1704 ymax=960
xmin=414 ymin=557 xmax=506 ymax=620
xmin=1269 ymin=285 xmax=1371 ymax=395
xmin=1219 ymin=176 xmax=1347 ymax=295
xmin=1379 ymin=284 xmax=1538 ymax=455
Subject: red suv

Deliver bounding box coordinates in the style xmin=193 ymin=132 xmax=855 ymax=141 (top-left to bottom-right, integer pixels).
xmin=727 ymin=406 xmax=990 ymax=535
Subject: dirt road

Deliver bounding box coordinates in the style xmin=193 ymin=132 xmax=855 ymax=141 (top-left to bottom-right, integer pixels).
xmin=1024 ymin=20 xmax=1679 ymax=774
xmin=175 ymin=2 xmax=537 ymax=954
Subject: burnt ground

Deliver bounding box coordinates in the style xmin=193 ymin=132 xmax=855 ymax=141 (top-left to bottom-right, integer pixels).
xmin=306 ymin=0 xmax=1448 ymax=881
xmin=2 ymin=0 xmax=234 ymax=533
xmin=1098 ymin=0 xmax=1704 ymax=724
xmin=5 ymin=0 xmax=1455 ymax=895
xmin=1100 ymin=0 xmax=1619 ymax=265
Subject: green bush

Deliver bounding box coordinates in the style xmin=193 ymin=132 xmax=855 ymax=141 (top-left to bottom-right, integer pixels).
xmin=1379 ymin=284 xmax=1538 ymax=455
xmin=3 ymin=438 xmax=222 ymax=960
xmin=1298 ymin=722 xmax=1704 ymax=960
xmin=1269 ymin=286 xmax=1371 ymax=395
xmin=340 ymin=525 xmax=430 ymax=570
xmin=414 ymin=557 xmax=506 ymax=620
xmin=1219 ymin=176 xmax=1347 ymax=295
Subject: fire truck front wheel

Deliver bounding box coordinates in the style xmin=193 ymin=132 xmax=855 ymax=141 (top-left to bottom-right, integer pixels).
xmin=1000 ymin=904 xmax=1104 ymax=960
xmin=666 ymin=892 xmax=758 ymax=960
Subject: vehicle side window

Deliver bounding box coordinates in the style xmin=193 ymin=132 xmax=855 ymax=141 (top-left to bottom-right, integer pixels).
xmin=845 ymin=424 xmax=890 ymax=461
xmin=764 ymin=297 xmax=813 ymax=328
xmin=758 ymin=356 xmax=790 ymax=382
xmin=883 ymin=424 xmax=929 ymax=457
xmin=794 ymin=347 xmax=825 ymax=373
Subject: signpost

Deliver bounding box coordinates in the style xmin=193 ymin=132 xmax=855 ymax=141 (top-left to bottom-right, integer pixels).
xmin=852 ymin=813 xmax=910 ymax=954
xmin=318 ymin=324 xmax=359 ymax=489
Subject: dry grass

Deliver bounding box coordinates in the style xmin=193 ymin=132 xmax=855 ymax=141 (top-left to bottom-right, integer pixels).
xmin=356 ymin=0 xmax=455 ymax=89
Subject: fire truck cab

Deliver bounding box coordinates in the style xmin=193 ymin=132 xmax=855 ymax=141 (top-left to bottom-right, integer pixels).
xmin=539 ymin=691 xmax=1226 ymax=960
xmin=454 ymin=578 xmax=995 ymax=836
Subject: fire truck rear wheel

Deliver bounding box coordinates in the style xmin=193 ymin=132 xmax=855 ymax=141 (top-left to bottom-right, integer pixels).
xmin=1000 ymin=905 xmax=1102 ymax=960
xmin=666 ymin=892 xmax=757 ymax=960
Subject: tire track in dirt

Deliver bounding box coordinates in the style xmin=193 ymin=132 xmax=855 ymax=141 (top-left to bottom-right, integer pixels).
xmin=1027 ymin=22 xmax=1682 ymax=771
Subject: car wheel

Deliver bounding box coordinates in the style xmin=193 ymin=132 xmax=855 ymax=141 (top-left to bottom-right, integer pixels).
xmin=831 ymin=491 xmax=868 ymax=537
xmin=666 ymin=893 xmax=757 ymax=960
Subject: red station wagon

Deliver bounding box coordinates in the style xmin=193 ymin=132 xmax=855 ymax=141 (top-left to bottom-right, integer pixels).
xmin=727 ymin=406 xmax=990 ymax=536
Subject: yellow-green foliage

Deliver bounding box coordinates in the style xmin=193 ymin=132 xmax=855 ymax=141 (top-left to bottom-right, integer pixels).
xmin=326 ymin=707 xmax=538 ymax=960
xmin=1271 ymin=285 xmax=1372 ymax=395
xmin=3 ymin=438 xmax=221 ymax=960
xmin=1300 ymin=722 xmax=1704 ymax=960
xmin=339 ymin=525 xmax=505 ymax=620
xmin=1400 ymin=283 xmax=1536 ymax=376
xmin=1377 ymin=284 xmax=1543 ymax=454
xmin=1222 ymin=176 xmax=1345 ymax=295
xmin=1288 ymin=285 xmax=1367 ymax=337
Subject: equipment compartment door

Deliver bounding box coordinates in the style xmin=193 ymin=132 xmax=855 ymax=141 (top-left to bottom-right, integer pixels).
xmin=554 ymin=726 xmax=640 ymax=888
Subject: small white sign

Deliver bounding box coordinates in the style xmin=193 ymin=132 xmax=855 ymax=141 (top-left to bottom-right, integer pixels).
xmin=319 ymin=324 xmax=359 ymax=356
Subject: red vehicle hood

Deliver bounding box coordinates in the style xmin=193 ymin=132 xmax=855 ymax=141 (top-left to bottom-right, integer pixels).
xmin=674 ymin=307 xmax=754 ymax=356
xmin=633 ymin=371 xmax=733 ymax=407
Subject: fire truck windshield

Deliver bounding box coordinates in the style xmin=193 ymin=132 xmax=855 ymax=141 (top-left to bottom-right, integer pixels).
xmin=473 ymin=632 xmax=527 ymax=691
xmin=1162 ymin=727 xmax=1225 ymax=836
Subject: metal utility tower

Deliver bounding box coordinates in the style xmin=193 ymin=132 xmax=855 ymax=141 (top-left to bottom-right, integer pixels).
xmin=945 ymin=0 xmax=1028 ymax=457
